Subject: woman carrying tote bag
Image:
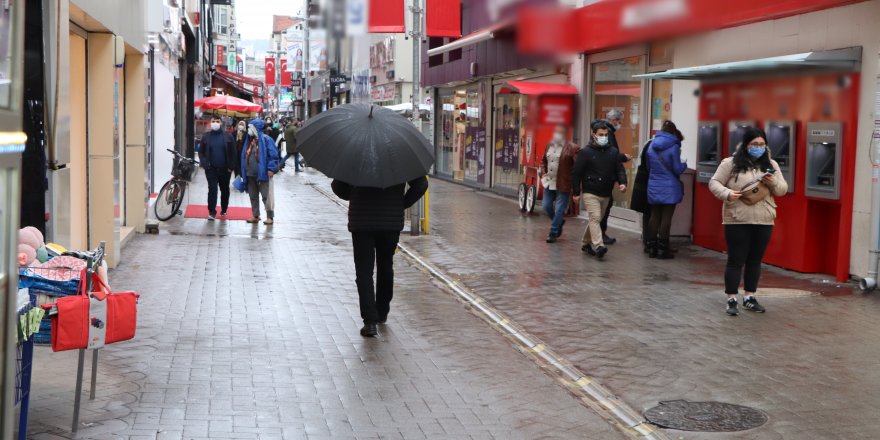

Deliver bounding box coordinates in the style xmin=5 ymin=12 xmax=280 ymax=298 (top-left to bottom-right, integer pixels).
xmin=709 ymin=127 xmax=788 ymax=316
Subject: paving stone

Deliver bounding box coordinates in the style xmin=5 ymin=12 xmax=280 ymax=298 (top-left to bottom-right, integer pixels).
xmin=23 ymin=169 xmax=621 ymax=439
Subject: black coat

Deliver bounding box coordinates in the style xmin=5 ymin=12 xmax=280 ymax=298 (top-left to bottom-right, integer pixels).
xmin=629 ymin=139 xmax=653 ymax=214
xmin=571 ymin=142 xmax=627 ymax=198
xmin=198 ymin=131 xmax=238 ymax=172
xmin=331 ymin=177 xmax=429 ymax=232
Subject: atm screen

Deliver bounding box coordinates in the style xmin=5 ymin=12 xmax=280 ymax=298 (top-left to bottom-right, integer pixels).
xmin=767 ymin=124 xmax=791 ymax=168
xmin=729 ymin=125 xmax=749 ymax=156
xmin=698 ymin=125 xmax=719 ymax=165
xmin=808 ymin=142 xmax=836 ymax=188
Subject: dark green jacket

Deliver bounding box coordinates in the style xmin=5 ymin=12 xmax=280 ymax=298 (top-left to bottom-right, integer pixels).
xmin=283 ymin=125 xmax=298 ymax=155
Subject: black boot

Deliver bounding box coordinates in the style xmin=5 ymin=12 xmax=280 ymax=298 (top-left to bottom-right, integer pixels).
xmin=658 ymin=239 xmax=674 ymax=259
xmin=647 ymin=240 xmax=658 ymax=258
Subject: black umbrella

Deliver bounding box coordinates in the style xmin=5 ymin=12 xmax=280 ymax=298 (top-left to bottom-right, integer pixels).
xmin=297 ymin=103 xmax=435 ymax=188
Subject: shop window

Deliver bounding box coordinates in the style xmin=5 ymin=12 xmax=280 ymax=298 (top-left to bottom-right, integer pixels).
xmin=428 ymin=37 xmax=445 ymax=67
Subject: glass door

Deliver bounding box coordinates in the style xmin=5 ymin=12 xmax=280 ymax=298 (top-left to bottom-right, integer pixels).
xmin=492 ymin=88 xmax=525 ymax=194
xmin=591 ymin=56 xmax=645 ymax=208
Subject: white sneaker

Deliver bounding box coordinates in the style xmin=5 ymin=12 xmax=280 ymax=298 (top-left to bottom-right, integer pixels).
xmin=207 ymin=214 xmax=216 ymax=221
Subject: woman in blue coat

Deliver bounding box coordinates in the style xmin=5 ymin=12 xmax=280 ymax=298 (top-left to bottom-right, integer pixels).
xmin=646 ymin=121 xmax=687 ymax=259
xmin=240 ymin=119 xmax=280 ymax=224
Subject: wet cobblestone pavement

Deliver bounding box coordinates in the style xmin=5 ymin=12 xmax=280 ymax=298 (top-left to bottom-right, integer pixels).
xmin=24 ymin=169 xmax=622 ymax=440
xmin=379 ymin=178 xmax=880 ymax=440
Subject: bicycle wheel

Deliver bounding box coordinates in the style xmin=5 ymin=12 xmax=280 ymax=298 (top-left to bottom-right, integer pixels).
xmin=154 ymin=180 xmax=183 ymax=221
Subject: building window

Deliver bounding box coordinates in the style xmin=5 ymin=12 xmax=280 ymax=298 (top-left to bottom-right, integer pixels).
xmin=215 ymin=6 xmax=228 ymax=35
xmin=428 ymin=37 xmax=444 ymax=67
xmin=448 ymin=45 xmax=462 ymax=62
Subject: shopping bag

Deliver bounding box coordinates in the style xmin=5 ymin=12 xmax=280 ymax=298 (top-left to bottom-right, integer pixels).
xmin=41 ymin=270 xmax=139 ymax=352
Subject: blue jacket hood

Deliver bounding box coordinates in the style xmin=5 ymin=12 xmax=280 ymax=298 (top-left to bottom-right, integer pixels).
xmin=249 ymin=118 xmax=266 ymax=132
xmin=651 ymin=131 xmax=679 ymax=152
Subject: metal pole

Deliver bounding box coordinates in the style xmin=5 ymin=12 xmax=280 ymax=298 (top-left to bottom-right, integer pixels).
xmin=409 ymin=0 xmax=422 ymax=235
xmin=72 ymin=349 xmax=85 ymax=431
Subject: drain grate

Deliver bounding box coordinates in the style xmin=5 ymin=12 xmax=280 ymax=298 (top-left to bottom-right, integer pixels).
xmin=645 ymin=400 xmax=768 ymax=432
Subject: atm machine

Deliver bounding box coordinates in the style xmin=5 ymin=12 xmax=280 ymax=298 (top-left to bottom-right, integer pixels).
xmin=727 ymin=120 xmax=754 ymax=157
xmin=805 ymin=122 xmax=842 ymax=200
xmin=696 ymin=121 xmax=721 ymax=183
xmin=766 ymin=121 xmax=796 ymax=193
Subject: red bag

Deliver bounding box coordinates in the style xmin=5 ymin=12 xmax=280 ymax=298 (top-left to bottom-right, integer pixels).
xmin=42 ymin=270 xmax=139 ymax=352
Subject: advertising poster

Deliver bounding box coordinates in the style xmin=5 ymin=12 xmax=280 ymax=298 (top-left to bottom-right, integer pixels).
xmin=286 ymin=30 xmax=305 ymax=73
xmin=309 ymin=29 xmax=327 ymax=72
xmin=494 ymin=127 xmax=519 ymax=170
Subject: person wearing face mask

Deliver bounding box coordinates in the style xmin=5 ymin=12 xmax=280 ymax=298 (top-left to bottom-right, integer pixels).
xmin=240 ymin=119 xmax=281 ymax=225
xmin=540 ymin=125 xmax=580 ymax=243
xmin=198 ymin=116 xmax=237 ymax=220
xmin=709 ymin=127 xmax=788 ymax=316
xmin=234 ymin=120 xmax=248 ymax=173
xmin=571 ymin=121 xmax=628 ymax=259
xmin=597 ymin=109 xmax=631 ymax=245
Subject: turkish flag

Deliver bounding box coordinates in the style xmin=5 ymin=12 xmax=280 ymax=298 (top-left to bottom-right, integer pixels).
xmin=280 ymin=59 xmax=291 ymax=86
xmin=368 ymin=0 xmax=404 ymax=33
xmin=265 ymin=57 xmax=276 ymax=86
xmin=426 ymin=0 xmax=460 ymax=37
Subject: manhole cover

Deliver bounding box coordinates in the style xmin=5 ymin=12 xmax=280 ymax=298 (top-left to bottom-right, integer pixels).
xmin=645 ymin=400 xmax=768 ymax=432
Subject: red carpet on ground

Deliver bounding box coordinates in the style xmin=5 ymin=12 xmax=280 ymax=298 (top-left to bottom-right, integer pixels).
xmin=184 ymin=205 xmax=253 ymax=221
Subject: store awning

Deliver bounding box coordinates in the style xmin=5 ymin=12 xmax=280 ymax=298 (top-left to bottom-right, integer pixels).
xmin=426 ymin=19 xmax=514 ymax=57
xmin=500 ymin=80 xmax=578 ymax=96
xmin=213 ymin=67 xmax=264 ymax=97
xmin=634 ymin=47 xmax=862 ymax=80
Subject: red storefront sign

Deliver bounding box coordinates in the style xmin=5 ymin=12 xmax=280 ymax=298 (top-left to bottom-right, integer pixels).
xmin=369 ymin=0 xmax=405 ymax=33
xmin=518 ymin=0 xmax=867 ymax=54
xmin=265 ymin=57 xmax=276 ymax=86
xmin=216 ymin=45 xmax=225 ymax=64
xmin=539 ymin=96 xmax=573 ymax=126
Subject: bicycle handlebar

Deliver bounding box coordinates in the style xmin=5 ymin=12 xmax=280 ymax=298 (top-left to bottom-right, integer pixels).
xmin=166 ymin=148 xmax=199 ymax=164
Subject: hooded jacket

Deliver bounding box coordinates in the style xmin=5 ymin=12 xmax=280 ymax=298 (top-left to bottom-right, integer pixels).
xmin=646 ymin=131 xmax=688 ymax=205
xmin=239 ymin=119 xmax=280 ymax=183
xmin=571 ymin=140 xmax=627 ymax=198
xmin=708 ymin=151 xmax=788 ymax=225
xmin=331 ymin=177 xmax=429 ymax=232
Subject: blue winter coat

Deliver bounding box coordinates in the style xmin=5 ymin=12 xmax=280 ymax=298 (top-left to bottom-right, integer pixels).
xmin=240 ymin=119 xmax=280 ymax=183
xmin=646 ymin=131 xmax=687 ymax=205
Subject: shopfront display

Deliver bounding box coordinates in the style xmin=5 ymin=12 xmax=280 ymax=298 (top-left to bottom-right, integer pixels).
xmin=591 ymin=56 xmax=645 ymax=208
xmin=493 ymin=91 xmax=525 ymax=194
xmin=437 ymin=85 xmax=488 ymax=185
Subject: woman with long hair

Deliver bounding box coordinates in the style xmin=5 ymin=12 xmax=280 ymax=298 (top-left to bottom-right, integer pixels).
xmin=645 ymin=121 xmax=687 ymax=259
xmin=709 ymin=127 xmax=788 ymax=316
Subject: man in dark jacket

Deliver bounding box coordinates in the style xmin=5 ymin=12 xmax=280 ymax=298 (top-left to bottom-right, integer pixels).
xmin=596 ymin=110 xmax=632 ymax=245
xmin=572 ymin=121 xmax=627 ymax=258
xmin=198 ymin=116 xmax=238 ymax=220
xmin=331 ymin=177 xmax=429 ymax=337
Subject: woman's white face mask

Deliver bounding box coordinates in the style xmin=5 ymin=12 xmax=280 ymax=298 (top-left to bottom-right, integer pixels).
xmin=248 ymin=124 xmax=258 ymax=137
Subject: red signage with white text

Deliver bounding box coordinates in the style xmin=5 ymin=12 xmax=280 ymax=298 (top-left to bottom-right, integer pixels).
xmin=539 ymin=96 xmax=573 ymax=126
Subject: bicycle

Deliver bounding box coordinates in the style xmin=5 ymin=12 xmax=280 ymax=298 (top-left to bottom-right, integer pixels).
xmin=154 ymin=149 xmax=199 ymax=221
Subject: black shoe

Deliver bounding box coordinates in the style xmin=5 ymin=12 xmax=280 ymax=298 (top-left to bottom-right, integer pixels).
xmin=582 ymin=244 xmax=596 ymax=255
xmin=647 ymin=240 xmax=658 ymax=258
xmin=726 ymin=299 xmax=739 ymax=316
xmin=743 ymin=297 xmax=766 ymax=313
xmin=602 ymin=234 xmax=617 ymax=245
xmin=595 ymin=246 xmax=608 ymax=259
xmin=360 ymin=324 xmax=378 ymax=337
xmin=378 ymin=315 xmax=388 ymax=324
xmin=559 ymin=220 xmax=566 ymax=237
xmin=657 ymin=240 xmax=674 ymax=259
xmin=546 ymin=233 xmax=557 ymax=243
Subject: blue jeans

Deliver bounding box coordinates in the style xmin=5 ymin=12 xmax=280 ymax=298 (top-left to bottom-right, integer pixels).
xmin=282 ymin=152 xmax=302 ymax=171
xmin=542 ymin=188 xmax=570 ymax=235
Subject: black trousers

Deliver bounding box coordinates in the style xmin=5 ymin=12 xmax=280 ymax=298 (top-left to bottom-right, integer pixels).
xmin=724 ymin=224 xmax=773 ymax=295
xmin=641 ymin=207 xmax=652 ymax=242
xmin=647 ymin=204 xmax=676 ymax=241
xmin=205 ymin=168 xmax=231 ymax=215
xmin=352 ymin=231 xmax=400 ymax=324
xmin=600 ymin=199 xmax=613 ymax=234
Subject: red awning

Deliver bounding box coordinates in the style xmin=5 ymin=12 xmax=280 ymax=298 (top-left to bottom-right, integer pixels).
xmin=501 ymin=81 xmax=578 ymax=96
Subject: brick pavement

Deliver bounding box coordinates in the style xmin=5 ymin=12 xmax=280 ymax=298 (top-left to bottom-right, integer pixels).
xmin=357 ymin=178 xmax=880 ymax=440
xmin=23 ymin=169 xmax=623 ymax=440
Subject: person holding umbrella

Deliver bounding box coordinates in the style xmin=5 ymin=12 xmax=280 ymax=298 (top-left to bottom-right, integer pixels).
xmin=299 ymin=104 xmax=435 ymax=337
xmin=239 ymin=119 xmax=280 ymax=225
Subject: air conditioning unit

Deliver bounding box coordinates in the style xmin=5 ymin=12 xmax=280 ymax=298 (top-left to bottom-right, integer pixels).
xmin=386 ymin=70 xmax=395 ymax=80
xmin=370 ymin=75 xmax=377 ymax=83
